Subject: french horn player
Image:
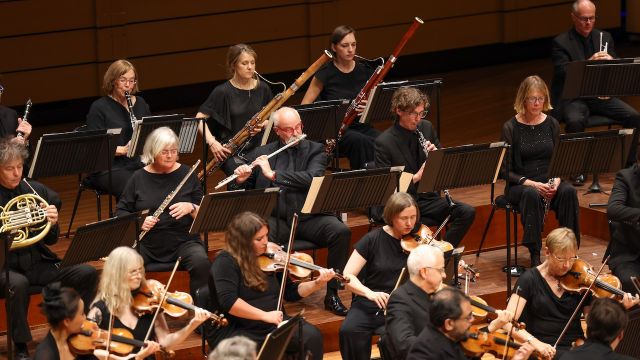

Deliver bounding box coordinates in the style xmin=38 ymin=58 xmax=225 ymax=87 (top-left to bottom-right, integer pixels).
xmin=0 ymin=139 xmax=98 ymax=360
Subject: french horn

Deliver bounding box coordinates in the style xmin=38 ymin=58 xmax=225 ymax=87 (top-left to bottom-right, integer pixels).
xmin=0 ymin=193 xmax=51 ymax=250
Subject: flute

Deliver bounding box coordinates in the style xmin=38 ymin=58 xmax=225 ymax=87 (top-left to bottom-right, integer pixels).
xmin=214 ymin=134 xmax=307 ymax=190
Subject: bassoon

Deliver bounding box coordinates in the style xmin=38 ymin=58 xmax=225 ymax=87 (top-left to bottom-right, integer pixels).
xmin=198 ymin=50 xmax=333 ymax=179
xmin=325 ymin=17 xmax=424 ymax=154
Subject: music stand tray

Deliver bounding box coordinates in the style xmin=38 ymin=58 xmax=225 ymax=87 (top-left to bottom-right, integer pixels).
xmin=59 ymin=211 xmax=145 ymax=268
xmin=256 ymin=312 xmax=304 ymax=360
xmin=189 ymin=188 xmax=280 ymax=235
xmin=128 ymin=114 xmax=187 ymax=157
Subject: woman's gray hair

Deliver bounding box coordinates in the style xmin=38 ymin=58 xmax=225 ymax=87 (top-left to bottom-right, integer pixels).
xmin=0 ymin=138 xmax=29 ymax=166
xmin=209 ymin=336 xmax=257 ymax=360
xmin=140 ymin=127 xmax=179 ymax=165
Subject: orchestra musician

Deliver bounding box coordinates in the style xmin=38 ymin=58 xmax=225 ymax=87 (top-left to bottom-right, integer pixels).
xmin=88 ymin=247 xmax=209 ymax=358
xmin=339 ymin=192 xmax=415 ymax=360
xmin=502 ymin=227 xmax=639 ymax=360
xmin=0 ymin=84 xmax=31 ymax=145
xmin=301 ymin=25 xmax=379 ymax=170
xmin=208 ymin=336 xmax=257 ymax=360
xmin=374 ymin=87 xmax=475 ymax=248
xmin=0 ymin=139 xmax=98 ymax=360
xmin=607 ymin=150 xmax=640 ymax=293
xmin=559 ymin=298 xmax=635 ymax=360
xmin=207 ymin=211 xmax=332 ymax=360
xmin=232 ymin=106 xmax=351 ymax=316
xmin=85 ymin=59 xmax=151 ymax=198
xmin=195 ymin=44 xmax=274 ymax=176
xmin=34 ymin=282 xmax=160 ymax=360
xmin=406 ymin=287 xmax=534 ymax=360
xmin=116 ymin=127 xmax=210 ymax=298
xmin=502 ymin=75 xmax=580 ymax=266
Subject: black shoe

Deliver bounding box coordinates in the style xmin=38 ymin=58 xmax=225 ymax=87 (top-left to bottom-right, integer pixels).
xmin=571 ymin=174 xmax=585 ymax=186
xmin=324 ymin=294 xmax=348 ymax=316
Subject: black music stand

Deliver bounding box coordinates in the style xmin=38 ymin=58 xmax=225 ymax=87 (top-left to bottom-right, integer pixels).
xmin=614 ymin=305 xmax=640 ymax=357
xmin=361 ymin=79 xmax=443 ymax=139
xmin=547 ymin=129 xmax=634 ymax=203
xmin=28 ymin=129 xmax=120 ymax=215
xmin=562 ymin=58 xmax=640 ymax=99
xmin=59 ymin=211 xmax=144 ymax=268
xmin=261 ymin=100 xmax=349 ymax=145
xmin=1 ymin=231 xmax=13 ymax=359
xmin=128 ymin=114 xmax=187 ymax=157
xmin=256 ymin=312 xmax=304 ymax=360
xmin=301 ymin=167 xmax=408 ymax=214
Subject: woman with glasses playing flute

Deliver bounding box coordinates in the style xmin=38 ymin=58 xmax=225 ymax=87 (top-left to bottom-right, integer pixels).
xmin=501 ymin=75 xmax=580 ymax=267
xmin=85 ymin=59 xmax=151 ymax=198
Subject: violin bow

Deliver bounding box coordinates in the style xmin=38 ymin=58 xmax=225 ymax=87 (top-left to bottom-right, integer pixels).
xmin=105 ymin=311 xmax=116 ymax=359
xmin=503 ymin=286 xmax=523 ymax=360
xmin=143 ymin=257 xmax=182 ymax=343
xmin=276 ymin=213 xmax=299 ymax=313
xmin=554 ymin=255 xmax=610 ymax=348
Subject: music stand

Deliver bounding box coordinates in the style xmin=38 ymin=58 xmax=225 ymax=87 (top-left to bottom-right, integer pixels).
xmin=301 ymin=167 xmax=409 ymax=214
xmin=547 ymin=129 xmax=635 ymax=200
xmin=561 ymin=58 xmax=640 ymax=99
xmin=361 ymin=78 xmax=443 ymax=139
xmin=261 ymin=100 xmax=349 ymax=145
xmin=0 ymin=231 xmax=13 ymax=359
xmin=59 ymin=211 xmax=144 ymax=268
xmin=614 ymin=304 xmax=640 ymax=357
xmin=256 ymin=312 xmax=304 ymax=360
xmin=127 ymin=114 xmax=189 ymax=157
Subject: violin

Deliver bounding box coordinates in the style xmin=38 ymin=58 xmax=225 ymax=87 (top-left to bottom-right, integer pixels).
xmin=469 ymin=296 xmax=525 ymax=329
xmin=258 ymin=242 xmax=350 ymax=283
xmin=461 ymin=324 xmax=522 ymax=359
xmin=400 ymin=224 xmax=454 ymax=253
xmin=133 ymin=279 xmax=228 ymax=327
xmin=559 ymin=258 xmax=627 ymax=300
xmin=67 ymin=319 xmax=174 ymax=358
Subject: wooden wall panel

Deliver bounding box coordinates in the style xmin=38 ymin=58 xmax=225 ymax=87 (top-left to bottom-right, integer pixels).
xmin=0 ymin=0 xmax=95 ymax=37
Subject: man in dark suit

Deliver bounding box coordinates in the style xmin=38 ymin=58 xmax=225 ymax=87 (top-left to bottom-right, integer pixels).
xmin=234 ymin=106 xmax=351 ymax=316
xmin=607 ymin=150 xmax=640 ymax=293
xmin=551 ymin=0 xmax=640 ymax=173
xmin=0 ymin=84 xmax=31 ymax=144
xmin=374 ymin=87 xmax=475 ymax=247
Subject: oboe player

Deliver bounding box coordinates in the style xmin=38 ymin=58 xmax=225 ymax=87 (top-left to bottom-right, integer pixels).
xmin=233 ymin=107 xmax=351 ymax=316
xmin=116 ymin=127 xmax=210 ymax=299
xmin=374 ymin=87 xmax=475 ymax=248
xmin=85 ymin=59 xmax=151 ymax=198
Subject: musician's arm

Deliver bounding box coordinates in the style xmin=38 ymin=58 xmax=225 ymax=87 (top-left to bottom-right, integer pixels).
xmin=301 ymin=77 xmax=323 ymax=105
xmin=385 ymin=293 xmax=419 ymax=358
xmin=374 ymin=138 xmax=392 ymax=168
xmin=608 ymin=171 xmax=640 ymax=224
xmin=115 ymin=178 xmax=139 ymax=216
xmin=38 ymin=183 xmax=61 ymax=245
xmin=551 ymin=36 xmax=572 ymax=81
xmin=273 ymin=146 xmax=327 ymax=190
xmin=500 ymin=120 xmax=526 ymax=184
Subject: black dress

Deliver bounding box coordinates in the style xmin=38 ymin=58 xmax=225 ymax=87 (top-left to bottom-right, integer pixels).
xmin=116 ymin=164 xmax=209 ymax=296
xmin=312 ymin=61 xmax=380 ymax=169
xmin=339 ymin=227 xmax=408 ymax=360
xmin=501 ymin=116 xmax=580 ymax=251
xmin=85 ymin=95 xmax=151 ymax=197
xmin=208 ymin=251 xmax=324 ymax=360
xmin=34 ymin=331 xmax=95 ymax=360
xmin=198 ymin=80 xmax=273 ymax=175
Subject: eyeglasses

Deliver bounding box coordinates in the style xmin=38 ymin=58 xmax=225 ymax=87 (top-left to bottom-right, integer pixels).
xmin=0 ymin=84 xmax=4 ymax=94
xmin=403 ymin=110 xmax=428 ymax=119
xmin=118 ymin=77 xmax=138 ymax=85
xmin=550 ymin=253 xmax=578 ymax=264
xmin=525 ymin=96 xmax=546 ymax=104
xmin=160 ymin=149 xmax=178 ymax=156
xmin=424 ymin=266 xmax=446 ymax=275
xmin=573 ymin=14 xmax=596 ymax=24
xmin=276 ymin=123 xmax=303 ymax=135
xmin=128 ymin=268 xmax=143 ymax=277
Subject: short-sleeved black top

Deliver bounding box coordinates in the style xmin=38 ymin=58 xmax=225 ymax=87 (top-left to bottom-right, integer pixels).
xmin=314 ymin=61 xmax=374 ymax=102
xmin=515 ymin=267 xmax=587 ymax=347
xmin=354 ymin=227 xmax=408 ymax=294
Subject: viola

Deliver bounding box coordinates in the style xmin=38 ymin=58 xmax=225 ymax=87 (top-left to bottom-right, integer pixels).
xmin=400 ymin=224 xmax=454 ymax=253
xmin=469 ymin=296 xmax=525 ymax=329
xmin=461 ymin=324 xmax=522 ymax=359
xmin=559 ymin=258 xmax=627 ymax=300
xmin=258 ymin=242 xmax=350 ymax=283
xmin=67 ymin=320 xmax=174 ymax=358
xmin=133 ymin=279 xmax=228 ymax=327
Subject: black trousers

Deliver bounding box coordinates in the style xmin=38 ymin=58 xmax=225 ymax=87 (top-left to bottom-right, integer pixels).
xmin=140 ymin=240 xmax=210 ymax=297
xmin=416 ymin=193 xmax=476 ymax=248
xmin=0 ymin=261 xmax=97 ymax=343
xmin=338 ymin=123 xmax=380 ymax=170
xmin=86 ymin=166 xmax=139 ymax=199
xmin=506 ymin=181 xmax=580 ymax=251
xmin=339 ymin=296 xmax=385 ymax=360
xmin=611 ymin=260 xmax=640 ymax=293
xmin=286 ymin=320 xmax=324 ymax=360
xmin=562 ymin=97 xmax=640 ymax=166
xmin=269 ymin=214 xmax=350 ymax=292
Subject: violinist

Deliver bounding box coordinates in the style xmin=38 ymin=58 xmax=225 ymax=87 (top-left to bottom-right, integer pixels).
xmin=503 ymin=227 xmax=639 ymax=359
xmin=207 ymin=212 xmax=332 ymax=360
xmin=406 ymin=287 xmax=534 ymax=360
xmin=116 ymin=127 xmax=210 ymax=298
xmin=559 ymin=298 xmax=634 ymax=360
xmin=88 ymin=247 xmax=209 ymax=359
xmin=34 ymin=282 xmax=159 ymax=360
xmin=374 ymin=87 xmax=475 ymax=248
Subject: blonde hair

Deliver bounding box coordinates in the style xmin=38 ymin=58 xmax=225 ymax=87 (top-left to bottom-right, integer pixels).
xmin=95 ymin=247 xmax=146 ymax=315
xmin=227 ymin=44 xmax=258 ymax=79
xmin=103 ymin=59 xmax=139 ymax=95
xmin=513 ymin=75 xmax=553 ymax=114
xmin=140 ymin=127 xmax=179 ymax=165
xmin=545 ymin=227 xmax=578 ymax=254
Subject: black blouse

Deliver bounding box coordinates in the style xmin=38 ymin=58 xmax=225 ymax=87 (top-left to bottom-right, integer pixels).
xmin=116 ymin=164 xmax=203 ymax=262
xmin=314 ymin=61 xmax=374 ymax=101
xmin=354 ymin=227 xmax=408 ymax=294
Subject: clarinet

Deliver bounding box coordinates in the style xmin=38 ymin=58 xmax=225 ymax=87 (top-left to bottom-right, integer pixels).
xmin=17 ymin=99 xmax=32 ymax=139
xmin=124 ymin=91 xmax=137 ymax=131
xmin=542 ymin=178 xmax=555 ymax=226
xmin=135 ymin=160 xmax=201 ymax=247
xmin=416 ymin=129 xmax=431 ymax=159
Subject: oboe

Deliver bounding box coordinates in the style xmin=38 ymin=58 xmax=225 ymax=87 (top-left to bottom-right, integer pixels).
xmin=17 ymin=99 xmax=32 ymax=139
xmin=214 ymin=134 xmax=307 ymax=190
xmin=135 ymin=160 xmax=201 ymax=246
xmin=124 ymin=91 xmax=138 ymax=131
